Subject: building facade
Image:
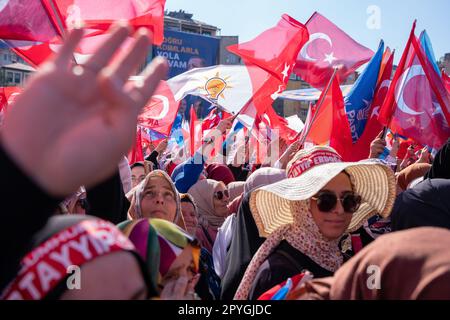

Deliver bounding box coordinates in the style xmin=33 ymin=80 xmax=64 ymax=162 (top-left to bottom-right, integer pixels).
xmin=0 ymin=48 xmax=34 ymax=87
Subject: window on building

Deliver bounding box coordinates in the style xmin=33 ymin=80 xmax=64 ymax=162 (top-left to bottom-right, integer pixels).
xmin=6 ymin=71 xmax=13 ymax=83
xmin=14 ymin=72 xmax=21 ymax=84
xmin=3 ymin=53 xmax=8 ymax=62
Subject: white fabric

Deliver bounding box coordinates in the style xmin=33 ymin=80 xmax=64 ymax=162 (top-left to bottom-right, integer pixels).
xmin=212 ymin=213 xmax=236 ymax=279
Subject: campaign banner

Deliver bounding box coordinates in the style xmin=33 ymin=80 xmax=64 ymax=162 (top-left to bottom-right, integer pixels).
xmin=153 ymin=30 xmax=220 ymax=78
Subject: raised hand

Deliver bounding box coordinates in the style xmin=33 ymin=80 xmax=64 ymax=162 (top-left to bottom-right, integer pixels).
xmin=1 ymin=24 xmax=168 ymax=197
xmin=369 ymin=130 xmax=387 ymax=159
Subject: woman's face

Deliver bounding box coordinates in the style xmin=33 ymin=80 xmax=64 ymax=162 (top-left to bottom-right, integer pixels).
xmin=310 ymin=173 xmax=354 ymax=241
xmin=181 ymin=201 xmax=198 ymax=235
xmin=140 ymin=176 xmax=177 ymax=222
xmin=213 ymin=183 xmax=230 ymax=217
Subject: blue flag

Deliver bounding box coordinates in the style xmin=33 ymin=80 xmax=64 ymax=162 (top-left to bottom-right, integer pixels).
xmin=420 ymin=30 xmax=441 ymax=76
xmin=169 ymin=114 xmax=184 ymax=146
xmin=345 ymin=40 xmax=384 ymax=142
xmin=222 ymin=120 xmax=244 ymax=155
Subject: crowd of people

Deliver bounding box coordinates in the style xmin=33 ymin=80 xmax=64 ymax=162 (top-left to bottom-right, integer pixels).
xmin=1 ymin=24 xmax=449 ymax=300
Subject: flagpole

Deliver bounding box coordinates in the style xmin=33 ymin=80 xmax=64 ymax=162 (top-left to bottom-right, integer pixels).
xmin=298 ymin=67 xmax=339 ymax=147
xmin=41 ymin=0 xmax=66 ymax=37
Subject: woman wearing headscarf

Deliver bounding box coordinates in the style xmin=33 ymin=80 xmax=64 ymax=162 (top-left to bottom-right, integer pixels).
xmin=234 ymin=160 xmax=396 ymax=300
xmin=128 ymin=170 xmax=185 ymax=230
xmin=221 ymin=146 xmax=343 ymax=299
xmin=180 ymin=193 xmax=199 ymax=236
xmin=179 ymin=194 xmax=222 ymax=299
xmin=2 ymin=215 xmax=155 ymax=300
xmin=288 ymin=227 xmax=450 ymax=300
xmin=188 ymin=179 xmax=231 ymax=253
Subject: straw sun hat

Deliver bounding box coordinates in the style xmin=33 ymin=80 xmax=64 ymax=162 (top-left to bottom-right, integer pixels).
xmin=250 ymin=160 xmax=397 ymax=237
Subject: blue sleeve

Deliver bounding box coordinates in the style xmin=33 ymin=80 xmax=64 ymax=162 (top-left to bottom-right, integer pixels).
xmin=172 ymin=152 xmax=205 ymax=193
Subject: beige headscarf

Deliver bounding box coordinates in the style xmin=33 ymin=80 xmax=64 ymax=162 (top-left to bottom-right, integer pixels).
xmin=228 ymin=181 xmax=246 ymax=202
xmin=188 ymin=179 xmax=227 ymax=229
xmin=128 ymin=170 xmax=183 ymax=229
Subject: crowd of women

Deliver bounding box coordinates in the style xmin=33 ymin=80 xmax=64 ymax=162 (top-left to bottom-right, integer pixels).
xmin=1 ymin=24 xmax=449 ymax=300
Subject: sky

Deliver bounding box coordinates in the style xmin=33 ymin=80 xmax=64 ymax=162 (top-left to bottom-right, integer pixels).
xmin=165 ymin=0 xmax=450 ymax=65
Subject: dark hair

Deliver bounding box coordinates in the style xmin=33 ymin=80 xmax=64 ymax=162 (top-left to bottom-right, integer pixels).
xmin=130 ymin=162 xmax=145 ymax=169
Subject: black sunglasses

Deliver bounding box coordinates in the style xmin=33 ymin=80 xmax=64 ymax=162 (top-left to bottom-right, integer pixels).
xmin=311 ymin=191 xmax=361 ymax=214
xmin=214 ymin=190 xmax=230 ymax=200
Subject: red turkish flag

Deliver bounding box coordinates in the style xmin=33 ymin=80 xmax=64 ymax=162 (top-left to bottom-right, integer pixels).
xmin=443 ymin=72 xmax=450 ymax=94
xmin=294 ymin=12 xmax=374 ymax=89
xmin=0 ymin=87 xmax=22 ymax=113
xmin=346 ymin=48 xmax=395 ymax=161
xmin=6 ymin=0 xmax=166 ymax=67
xmin=189 ymin=105 xmax=198 ymax=157
xmin=137 ymin=80 xmax=180 ymax=137
xmin=202 ymin=108 xmax=221 ymax=132
xmin=263 ymin=106 xmax=298 ymax=143
xmin=46 ymin=0 xmax=166 ymax=45
xmin=227 ymin=14 xmax=309 ymax=114
xmin=379 ymin=22 xmax=450 ymax=150
xmin=302 ymin=73 xmax=353 ymax=159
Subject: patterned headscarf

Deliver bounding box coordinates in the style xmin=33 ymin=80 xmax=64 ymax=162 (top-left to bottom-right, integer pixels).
xmin=118 ymin=218 xmax=201 ymax=291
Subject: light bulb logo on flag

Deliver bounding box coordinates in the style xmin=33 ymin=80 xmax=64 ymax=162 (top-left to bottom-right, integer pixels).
xmin=205 ymin=77 xmax=228 ymax=101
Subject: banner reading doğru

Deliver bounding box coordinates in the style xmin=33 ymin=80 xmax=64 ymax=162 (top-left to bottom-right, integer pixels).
xmin=153 ymin=30 xmax=220 ymax=78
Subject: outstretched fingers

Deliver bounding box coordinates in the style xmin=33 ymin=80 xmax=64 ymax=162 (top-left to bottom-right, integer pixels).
xmin=53 ymin=28 xmax=84 ymax=69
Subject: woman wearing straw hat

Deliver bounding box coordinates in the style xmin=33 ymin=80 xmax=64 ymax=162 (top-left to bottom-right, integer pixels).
xmin=234 ymin=160 xmax=396 ymax=300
